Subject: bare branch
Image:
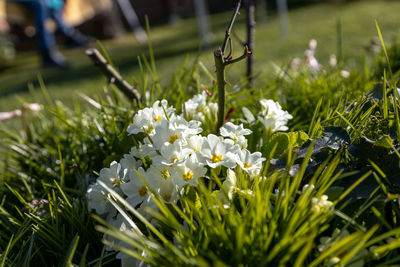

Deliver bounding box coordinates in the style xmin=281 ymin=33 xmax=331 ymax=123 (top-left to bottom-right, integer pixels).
xmin=214 ymin=49 xmax=226 ymax=132
xmin=224 ymin=45 xmax=252 ymax=66
xmin=86 ymin=48 xmax=141 ymax=105
xmin=221 ymin=0 xmax=242 ymax=55
xmin=245 ymin=0 xmax=255 ymax=87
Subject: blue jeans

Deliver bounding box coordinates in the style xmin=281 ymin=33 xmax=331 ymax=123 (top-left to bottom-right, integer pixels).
xmin=7 ymin=0 xmax=69 ymax=50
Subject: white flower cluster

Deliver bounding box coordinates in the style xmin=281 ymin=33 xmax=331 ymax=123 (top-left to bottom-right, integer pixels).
xmin=86 ymin=99 xmax=265 ymax=245
xmin=311 ymin=195 xmax=333 ymax=213
xmin=183 ymin=91 xmax=218 ymax=123
xmin=258 ymin=99 xmax=293 ymax=132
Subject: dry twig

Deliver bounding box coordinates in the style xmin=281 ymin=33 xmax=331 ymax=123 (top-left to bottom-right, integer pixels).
xmin=86 ymin=48 xmax=141 ymax=105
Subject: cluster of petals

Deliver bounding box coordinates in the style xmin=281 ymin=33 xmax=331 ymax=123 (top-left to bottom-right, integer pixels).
xmin=86 ymin=98 xmax=267 ymax=261
xmin=87 ymin=99 xmax=266 ymax=216
xmin=183 ymin=91 xmax=218 ymax=123
xmin=312 ymin=195 xmax=333 ymax=213
xmin=258 ymin=99 xmax=293 ymax=132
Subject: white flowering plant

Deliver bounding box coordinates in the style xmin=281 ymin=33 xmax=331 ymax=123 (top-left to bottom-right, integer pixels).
xmin=85 ymin=87 xmax=399 ymax=267
xmin=86 ymin=96 xmax=270 ymax=262
xmin=4 ymin=8 xmax=400 ymax=267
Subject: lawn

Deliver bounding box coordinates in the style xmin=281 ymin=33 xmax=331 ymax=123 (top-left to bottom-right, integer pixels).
xmin=2 ymin=1 xmax=400 ymax=266
xmin=1 ymin=0 xmax=400 ymax=114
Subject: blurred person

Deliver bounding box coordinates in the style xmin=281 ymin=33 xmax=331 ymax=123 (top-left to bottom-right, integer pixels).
xmin=0 ymin=1 xmax=16 ymax=64
xmin=3 ymin=0 xmax=90 ymax=68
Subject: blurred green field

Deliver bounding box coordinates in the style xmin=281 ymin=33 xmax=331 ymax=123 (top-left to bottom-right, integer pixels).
xmin=1 ymin=0 xmax=400 ymax=114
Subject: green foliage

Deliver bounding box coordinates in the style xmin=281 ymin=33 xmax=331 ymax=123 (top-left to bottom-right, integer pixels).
xmin=0 ymin=88 xmax=138 ymax=265
xmin=266 ymin=66 xmax=375 ymax=130
xmin=2 ymin=17 xmax=400 ymax=267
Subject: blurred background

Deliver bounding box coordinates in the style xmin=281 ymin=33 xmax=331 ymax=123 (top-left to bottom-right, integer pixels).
xmin=0 ymin=0 xmax=399 ymax=119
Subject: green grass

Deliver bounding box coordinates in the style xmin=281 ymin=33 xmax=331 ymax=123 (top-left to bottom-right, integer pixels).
xmin=2 ymin=1 xmax=400 ymax=265
xmin=1 ymin=0 xmax=400 ymax=116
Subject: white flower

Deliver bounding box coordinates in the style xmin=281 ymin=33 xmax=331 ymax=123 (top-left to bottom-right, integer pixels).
xmin=304 ymin=40 xmax=321 ymax=71
xmin=216 ymin=169 xmax=237 ymax=204
xmin=220 ymin=122 xmax=252 ymax=148
xmin=127 ymin=100 xmax=174 ymax=135
xmin=104 ymin=213 xmax=128 ymax=251
xmin=157 ymin=178 xmax=180 ymax=204
xmin=183 ymin=92 xmax=206 ymax=117
xmin=120 ymin=153 xmax=142 ymax=182
xmin=329 ymin=54 xmax=337 ymax=68
xmin=24 ymin=103 xmax=43 ymax=112
xmin=152 ymin=120 xmax=187 ymax=149
xmin=312 ymin=195 xmax=333 ymax=213
xmin=86 ymin=161 xmax=126 ymax=215
xmin=86 ymin=183 xmax=115 ymax=215
xmin=136 ymin=143 xmax=158 ymax=160
xmin=171 ymin=115 xmax=202 ymax=136
xmin=185 ymin=135 xmax=204 ymax=154
xmin=159 ymin=142 xmax=192 ymax=165
xmin=236 ymin=149 xmax=265 ymax=176
xmin=98 ymin=161 xmax=125 ymax=186
xmin=305 ymin=50 xmax=321 ymax=71
xmin=170 ymin=155 xmax=207 ymax=187
xmin=136 ymin=195 xmax=158 ymax=220
xmin=340 ymin=70 xmax=350 ymax=78
xmin=182 ymin=92 xmax=219 ymax=124
xmin=198 ymin=134 xmax=239 ymax=168
xmin=119 ymin=250 xmax=149 ymax=267
xmin=309 ymin=39 xmax=317 ymax=51
xmin=120 ymin=167 xmax=157 ymax=207
xmin=258 ymin=99 xmax=292 ymax=132
xmin=204 ymin=102 xmax=218 ymax=116
xmin=86 ymin=162 xmax=125 ymax=215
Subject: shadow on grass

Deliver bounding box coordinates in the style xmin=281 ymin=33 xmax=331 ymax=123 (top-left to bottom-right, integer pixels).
xmin=0 ymin=25 xmax=224 ymax=98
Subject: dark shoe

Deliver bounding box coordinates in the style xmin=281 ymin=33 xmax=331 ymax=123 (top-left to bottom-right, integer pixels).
xmin=41 ymin=48 xmax=70 ymax=69
xmin=64 ymin=30 xmax=91 ymax=48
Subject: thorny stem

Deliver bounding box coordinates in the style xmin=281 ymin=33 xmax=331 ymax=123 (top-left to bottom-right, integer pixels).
xmin=221 ymin=0 xmax=242 ymax=55
xmin=224 ymin=46 xmax=251 ymax=66
xmin=245 ymin=0 xmax=255 ymax=87
xmin=215 ymin=1 xmax=252 ymax=132
xmin=214 ymin=49 xmax=226 ymax=132
xmin=215 ymin=44 xmax=251 ymax=132
xmin=86 ymin=48 xmax=141 ymax=106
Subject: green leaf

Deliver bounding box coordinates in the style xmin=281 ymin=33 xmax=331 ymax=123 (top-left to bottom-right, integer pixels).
xmin=288 ymin=131 xmax=309 ymax=148
xmin=265 ymin=133 xmax=290 ymax=158
xmin=365 ymin=135 xmax=393 ymax=148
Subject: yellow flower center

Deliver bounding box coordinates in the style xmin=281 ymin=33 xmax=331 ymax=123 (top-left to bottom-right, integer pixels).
xmin=268 ymin=113 xmax=277 ymax=119
xmin=182 ymin=171 xmax=194 ymax=182
xmin=169 ymin=134 xmax=179 ymax=144
xmin=111 ymin=178 xmax=117 ymax=185
xmin=138 ymin=186 xmax=148 ymax=197
xmin=211 ymin=154 xmax=223 ymax=163
xmin=163 ymin=194 xmax=172 ymax=202
xmin=161 ymin=169 xmax=170 ymax=179
xmin=244 ymin=162 xmax=252 ymax=169
xmin=170 ymin=156 xmax=179 ymax=163
xmin=153 ymin=115 xmax=162 ymax=122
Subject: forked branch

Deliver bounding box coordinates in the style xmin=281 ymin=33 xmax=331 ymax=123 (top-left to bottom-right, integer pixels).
xmin=215 ymin=0 xmax=252 ymax=132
